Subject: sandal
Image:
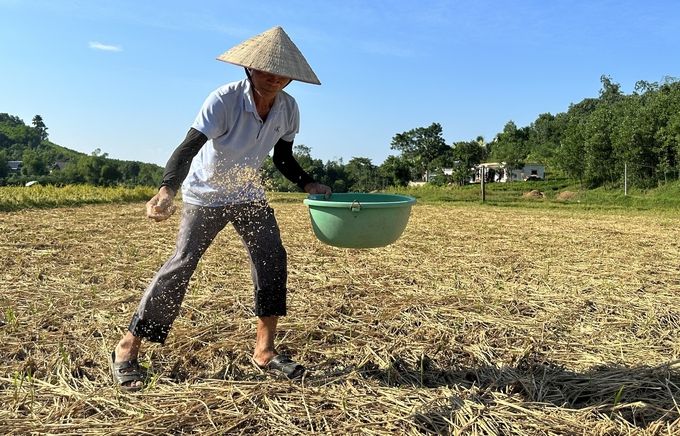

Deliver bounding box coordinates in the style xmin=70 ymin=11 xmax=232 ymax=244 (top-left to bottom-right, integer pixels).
xmin=255 ymin=355 xmax=305 ymax=380
xmin=110 ymin=351 xmax=145 ymax=392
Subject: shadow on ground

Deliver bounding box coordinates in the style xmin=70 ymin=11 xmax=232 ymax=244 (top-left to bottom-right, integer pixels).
xmin=312 ymin=354 xmax=680 ymax=432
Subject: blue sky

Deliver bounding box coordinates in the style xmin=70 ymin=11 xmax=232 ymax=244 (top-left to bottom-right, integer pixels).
xmin=1 ymin=0 xmax=679 ymax=166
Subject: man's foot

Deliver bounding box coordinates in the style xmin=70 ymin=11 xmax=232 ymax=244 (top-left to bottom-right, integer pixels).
xmin=112 ymin=336 xmax=143 ymax=391
xmin=253 ymin=353 xmax=305 ymax=380
xmin=252 ymin=349 xmax=277 ymax=369
xmin=252 ymin=316 xmax=305 ymax=379
xmin=110 ymin=350 xmax=144 ymax=392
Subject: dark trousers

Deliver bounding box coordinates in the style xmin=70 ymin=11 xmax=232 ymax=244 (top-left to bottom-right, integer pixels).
xmin=128 ymin=201 xmax=287 ymax=343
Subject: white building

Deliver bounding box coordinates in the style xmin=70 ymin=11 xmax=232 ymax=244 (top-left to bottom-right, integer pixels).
xmin=473 ymin=162 xmax=545 ymax=183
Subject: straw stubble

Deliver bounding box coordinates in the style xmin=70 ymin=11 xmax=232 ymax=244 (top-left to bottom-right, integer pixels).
xmin=1 ymin=201 xmax=679 ymax=434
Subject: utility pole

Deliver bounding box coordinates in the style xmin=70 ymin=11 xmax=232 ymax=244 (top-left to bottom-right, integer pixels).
xmin=481 ymin=166 xmax=486 ymax=203
xmin=624 ymin=162 xmax=628 ymax=196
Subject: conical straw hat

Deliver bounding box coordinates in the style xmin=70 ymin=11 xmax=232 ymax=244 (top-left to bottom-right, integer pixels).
xmin=217 ymin=26 xmax=320 ymax=85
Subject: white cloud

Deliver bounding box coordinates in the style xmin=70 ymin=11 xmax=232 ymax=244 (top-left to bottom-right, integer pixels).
xmin=88 ymin=41 xmax=123 ymax=52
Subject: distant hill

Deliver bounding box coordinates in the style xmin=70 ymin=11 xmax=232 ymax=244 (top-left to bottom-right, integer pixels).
xmin=0 ymin=113 xmax=163 ymax=186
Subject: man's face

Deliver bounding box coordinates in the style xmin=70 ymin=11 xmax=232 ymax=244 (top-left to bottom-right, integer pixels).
xmin=249 ymin=69 xmax=292 ymax=95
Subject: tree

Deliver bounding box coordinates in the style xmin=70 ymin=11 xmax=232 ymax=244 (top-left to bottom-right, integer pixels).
xmin=32 ymin=115 xmax=48 ymax=141
xmin=390 ymin=122 xmax=450 ymax=180
xmin=137 ymin=164 xmax=162 ymax=186
xmin=379 ymin=155 xmax=411 ymax=187
xmin=452 ymin=140 xmax=487 ymax=168
xmin=647 ymin=81 xmax=680 ymax=185
xmin=76 ymin=155 xmax=101 ymax=184
xmin=21 ymin=149 xmax=49 ymax=176
xmin=345 ymin=157 xmax=378 ymax=191
xmin=599 ymin=75 xmax=623 ymax=102
xmin=446 ymin=140 xmax=488 ymax=185
xmin=525 ymin=113 xmax=564 ymax=167
xmin=0 ymin=119 xmax=40 ymax=151
xmin=260 ymin=155 xmax=297 ymax=191
xmin=555 ymin=117 xmax=586 ymax=184
xmin=490 ymin=121 xmax=529 ymax=171
xmin=582 ymin=106 xmax=616 ymax=186
xmin=0 ymin=131 xmax=10 ymax=149
xmin=292 ymin=144 xmax=325 ymax=183
xmin=260 ymin=144 xmax=328 ymax=192
xmin=100 ymin=164 xmax=122 ymax=185
xmin=322 ymin=158 xmax=348 ymax=192
xmin=120 ymin=161 xmax=141 ymax=183
xmin=0 ymin=150 xmax=8 ymax=180
xmin=553 ymin=97 xmax=602 ymax=183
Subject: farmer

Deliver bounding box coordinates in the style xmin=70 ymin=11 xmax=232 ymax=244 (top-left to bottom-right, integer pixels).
xmin=110 ymin=26 xmax=331 ymax=391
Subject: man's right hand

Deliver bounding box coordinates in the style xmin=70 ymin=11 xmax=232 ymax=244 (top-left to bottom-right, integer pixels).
xmin=146 ymin=186 xmax=176 ymax=222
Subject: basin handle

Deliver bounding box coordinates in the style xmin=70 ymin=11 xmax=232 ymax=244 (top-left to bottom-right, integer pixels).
xmin=350 ymin=200 xmax=361 ymax=212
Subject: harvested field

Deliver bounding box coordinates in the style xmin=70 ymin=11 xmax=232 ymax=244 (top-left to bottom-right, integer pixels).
xmin=2 ymin=200 xmax=680 ymax=435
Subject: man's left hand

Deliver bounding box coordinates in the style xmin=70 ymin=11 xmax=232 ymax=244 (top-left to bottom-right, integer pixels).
xmin=304 ymin=182 xmax=332 ymax=199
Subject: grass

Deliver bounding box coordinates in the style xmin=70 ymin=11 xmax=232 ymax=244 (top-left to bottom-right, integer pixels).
xmin=0 ymin=184 xmax=157 ymax=211
xmin=1 ymin=200 xmax=680 ymax=434
xmin=2 ymin=179 xmax=680 ymax=212
xmin=389 ymin=179 xmax=680 ymax=210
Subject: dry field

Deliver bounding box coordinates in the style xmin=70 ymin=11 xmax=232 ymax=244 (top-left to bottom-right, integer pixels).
xmin=1 ymin=200 xmax=680 ymax=435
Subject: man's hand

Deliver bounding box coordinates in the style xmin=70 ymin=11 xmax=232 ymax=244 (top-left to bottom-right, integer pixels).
xmin=146 ymin=186 xmax=176 ymax=222
xmin=304 ymin=182 xmax=332 ymax=199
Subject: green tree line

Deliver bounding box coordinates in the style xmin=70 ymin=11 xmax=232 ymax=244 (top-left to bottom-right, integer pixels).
xmin=263 ymin=75 xmax=680 ymax=191
xmin=4 ymin=75 xmax=679 ymax=191
xmin=490 ymin=75 xmax=680 ymax=188
xmin=0 ymin=113 xmax=163 ymax=187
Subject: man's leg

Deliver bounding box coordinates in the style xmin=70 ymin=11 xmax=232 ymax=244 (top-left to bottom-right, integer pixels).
xmin=254 ymin=316 xmax=278 ymax=366
xmin=115 ymin=331 xmax=141 ymax=364
xmin=114 ymin=204 xmax=230 ymax=386
xmin=231 ymin=202 xmax=288 ymax=366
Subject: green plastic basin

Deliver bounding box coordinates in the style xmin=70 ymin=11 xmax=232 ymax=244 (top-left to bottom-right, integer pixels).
xmin=303 ymin=193 xmax=416 ymax=248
